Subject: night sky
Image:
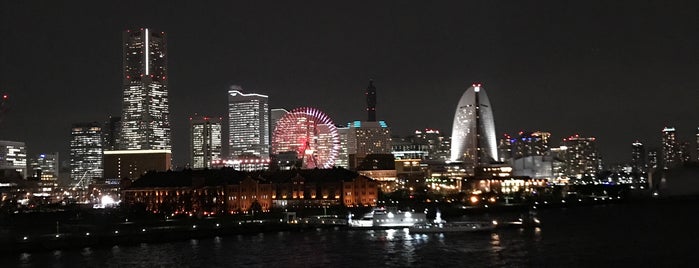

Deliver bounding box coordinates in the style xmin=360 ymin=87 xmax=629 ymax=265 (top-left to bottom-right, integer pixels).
xmin=1 ymin=1 xmax=697 ymax=167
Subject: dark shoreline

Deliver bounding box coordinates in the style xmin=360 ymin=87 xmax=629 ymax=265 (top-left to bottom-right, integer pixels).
xmin=2 ymin=194 xmax=695 ymax=255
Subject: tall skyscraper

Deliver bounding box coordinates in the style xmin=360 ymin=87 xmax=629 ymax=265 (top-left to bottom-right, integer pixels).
xmin=335 ymin=126 xmax=350 ymax=168
xmin=270 ymin=108 xmax=289 ymax=133
xmin=450 ymin=83 xmax=497 ymax=167
xmin=679 ymin=141 xmax=691 ymax=164
xmin=631 ymin=141 xmax=646 ymax=173
xmin=661 ymin=127 xmax=679 ymax=169
xmin=228 ymin=86 xmax=270 ymax=159
xmin=647 ymin=149 xmax=659 ymax=169
xmin=70 ymin=122 xmax=103 ymax=186
xmin=29 ymin=153 xmax=59 ymax=191
xmin=190 ymin=116 xmax=222 ymax=169
xmin=696 ymin=127 xmax=699 ymax=161
xmin=103 ymin=115 xmax=121 ymax=151
xmin=0 ymin=140 xmax=27 ymax=179
xmin=366 ymin=80 xmax=376 ymax=122
xmin=119 ymin=28 xmax=170 ymax=151
xmin=561 ymin=135 xmax=599 ymax=178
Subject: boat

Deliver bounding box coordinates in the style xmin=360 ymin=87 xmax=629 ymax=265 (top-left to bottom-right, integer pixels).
xmin=348 ymin=207 xmax=427 ymax=229
xmin=408 ymin=210 xmax=497 ymax=233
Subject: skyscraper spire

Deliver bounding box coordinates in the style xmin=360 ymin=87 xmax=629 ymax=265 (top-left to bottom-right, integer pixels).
xmin=119 ymin=28 xmax=170 ymax=150
xmin=366 ymin=79 xmax=376 ymax=122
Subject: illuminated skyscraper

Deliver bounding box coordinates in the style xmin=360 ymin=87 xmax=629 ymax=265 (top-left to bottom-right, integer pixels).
xmin=119 ymin=28 xmax=170 ymax=151
xmin=103 ymin=115 xmax=121 ymax=151
xmin=647 ymin=149 xmax=659 ymax=169
xmin=228 ymin=86 xmax=270 ymax=159
xmin=561 ymin=135 xmax=599 ymax=178
xmin=366 ymin=80 xmax=377 ymax=122
xmin=270 ymin=108 xmax=289 ymax=132
xmin=190 ymin=116 xmax=222 ymax=169
xmin=661 ymin=127 xmax=679 ymax=169
xmin=631 ymin=141 xmax=645 ymax=173
xmin=347 ymin=120 xmax=392 ymax=169
xmin=70 ymin=122 xmax=103 ymax=186
xmin=450 ymin=83 xmax=497 ymax=167
xmin=29 ymin=153 xmax=59 ymax=191
xmin=0 ymin=140 xmax=27 ymax=179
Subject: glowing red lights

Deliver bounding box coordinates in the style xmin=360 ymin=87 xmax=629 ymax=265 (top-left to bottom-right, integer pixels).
xmin=271 ymin=107 xmax=340 ymax=169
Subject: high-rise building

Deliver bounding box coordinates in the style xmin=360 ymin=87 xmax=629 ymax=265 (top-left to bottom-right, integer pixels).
xmin=679 ymin=141 xmax=691 ymax=164
xmin=70 ymin=122 xmax=103 ymax=187
xmin=347 ymin=120 xmax=392 ymax=169
xmin=661 ymin=127 xmax=680 ymax=169
xmin=413 ymin=129 xmax=446 ymax=160
xmin=119 ymin=28 xmax=170 ymax=151
xmin=506 ymin=131 xmax=551 ymax=160
xmin=631 ymin=141 xmax=645 ymax=173
xmin=29 ymin=153 xmax=59 ymax=191
xmin=0 ymin=140 xmax=27 ymax=179
xmin=103 ymin=115 xmax=121 ymax=151
xmin=450 ymin=83 xmax=497 ymax=167
xmin=498 ymin=134 xmax=513 ymax=163
xmin=335 ymin=126 xmax=350 ymax=169
xmin=190 ymin=116 xmax=222 ymax=169
xmin=696 ymin=127 xmax=699 ymax=161
xmin=560 ymin=135 xmax=599 ymax=178
xmin=647 ymin=149 xmax=659 ymax=169
xmin=270 ymin=108 xmax=289 ymax=133
xmin=228 ymin=86 xmax=270 ymax=159
xmin=366 ymin=80 xmax=377 ymax=122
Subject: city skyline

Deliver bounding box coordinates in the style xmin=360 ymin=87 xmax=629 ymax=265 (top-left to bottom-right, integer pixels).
xmin=1 ymin=1 xmax=698 ymax=166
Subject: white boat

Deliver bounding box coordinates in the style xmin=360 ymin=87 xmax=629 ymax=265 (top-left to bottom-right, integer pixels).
xmin=408 ymin=211 xmax=497 ymax=233
xmin=348 ymin=207 xmax=427 ymax=228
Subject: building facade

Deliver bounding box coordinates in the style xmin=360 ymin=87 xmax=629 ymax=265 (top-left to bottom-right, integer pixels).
xmin=0 ymin=140 xmax=27 ymax=179
xmin=228 ymin=86 xmax=270 ymax=159
xmin=347 ymin=120 xmax=392 ymax=169
xmin=559 ymin=135 xmax=599 ymax=178
xmin=450 ymin=83 xmax=497 ymax=168
xmin=70 ymin=123 xmax=103 ymax=187
xmin=662 ymin=127 xmax=680 ymax=169
xmin=29 ymin=152 xmax=59 ymax=191
xmin=120 ymin=28 xmax=171 ymax=151
xmin=190 ymin=116 xmax=222 ymax=169
xmin=121 ymin=169 xmax=378 ymax=214
xmin=103 ymin=115 xmax=121 ymax=151
xmin=631 ymin=141 xmax=646 ymax=173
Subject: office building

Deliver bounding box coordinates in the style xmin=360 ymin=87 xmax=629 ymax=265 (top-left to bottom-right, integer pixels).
xmin=648 ymin=149 xmax=659 ymax=169
xmin=190 ymin=116 xmax=222 ymax=169
xmin=347 ymin=120 xmax=392 ymax=169
xmin=662 ymin=127 xmax=680 ymax=169
xmin=119 ymin=28 xmax=171 ymax=151
xmin=103 ymin=115 xmax=121 ymax=151
xmin=560 ymin=135 xmax=599 ymax=178
xmin=631 ymin=141 xmax=646 ymax=173
xmin=29 ymin=152 xmax=59 ymax=191
xmin=0 ymin=140 xmax=27 ymax=179
xmin=270 ymin=108 xmax=289 ymax=132
xmin=70 ymin=122 xmax=103 ymax=187
xmin=228 ymin=86 xmax=269 ymax=159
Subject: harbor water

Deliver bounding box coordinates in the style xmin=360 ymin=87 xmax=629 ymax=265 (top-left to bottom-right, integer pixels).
xmin=3 ymin=200 xmax=698 ymax=267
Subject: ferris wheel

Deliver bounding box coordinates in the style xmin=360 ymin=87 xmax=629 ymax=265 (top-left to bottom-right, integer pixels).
xmin=271 ymin=107 xmax=340 ymax=169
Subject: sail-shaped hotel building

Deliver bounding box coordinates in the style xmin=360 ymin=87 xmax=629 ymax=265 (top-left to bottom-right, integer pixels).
xmin=450 ymin=83 xmax=497 ymax=168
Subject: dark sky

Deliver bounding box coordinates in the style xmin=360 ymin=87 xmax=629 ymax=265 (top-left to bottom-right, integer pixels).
xmin=1 ymin=1 xmax=698 ymax=167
